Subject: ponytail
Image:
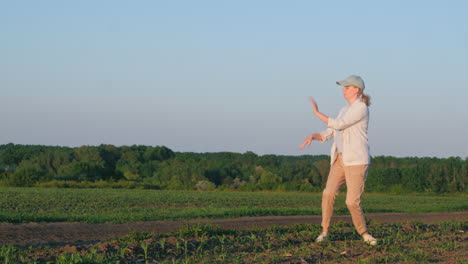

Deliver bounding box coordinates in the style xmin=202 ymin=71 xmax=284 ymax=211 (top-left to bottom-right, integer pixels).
xmin=356 ymin=87 xmax=371 ymax=106
xmin=361 ymin=93 xmax=371 ymax=106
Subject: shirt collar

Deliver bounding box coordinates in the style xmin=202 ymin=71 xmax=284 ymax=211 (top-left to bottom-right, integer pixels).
xmin=348 ymin=98 xmax=362 ymax=106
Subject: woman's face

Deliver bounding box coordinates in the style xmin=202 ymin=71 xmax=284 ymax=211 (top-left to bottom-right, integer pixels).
xmin=342 ymin=85 xmax=360 ymax=100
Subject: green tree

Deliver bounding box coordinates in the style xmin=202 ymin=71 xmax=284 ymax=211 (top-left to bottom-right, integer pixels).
xmin=69 ymin=146 xmax=106 ymax=181
xmin=116 ymin=151 xmax=142 ymax=181
xmin=257 ymin=170 xmax=281 ymax=190
xmin=10 ymin=160 xmax=48 ymax=186
xmin=143 ymin=146 xmax=175 ymax=162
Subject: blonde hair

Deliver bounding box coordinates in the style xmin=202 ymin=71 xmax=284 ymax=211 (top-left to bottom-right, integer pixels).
xmin=358 ymin=88 xmax=371 ymax=106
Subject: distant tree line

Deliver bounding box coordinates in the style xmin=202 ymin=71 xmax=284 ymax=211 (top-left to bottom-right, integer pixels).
xmin=0 ymin=143 xmax=466 ymax=193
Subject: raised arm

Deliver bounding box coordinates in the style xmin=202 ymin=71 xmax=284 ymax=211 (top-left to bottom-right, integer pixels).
xmin=299 ymin=97 xmax=336 ymax=150
xmin=327 ymin=103 xmax=368 ymax=130
xmin=309 ymin=97 xmax=329 ymax=125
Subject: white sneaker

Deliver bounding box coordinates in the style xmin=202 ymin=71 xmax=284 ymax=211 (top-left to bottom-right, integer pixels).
xmin=363 ymin=234 xmax=378 ymax=246
xmin=315 ymin=232 xmax=328 ymax=242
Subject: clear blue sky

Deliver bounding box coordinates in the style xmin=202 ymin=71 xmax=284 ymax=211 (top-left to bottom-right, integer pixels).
xmin=2 ymin=1 xmax=467 ymax=158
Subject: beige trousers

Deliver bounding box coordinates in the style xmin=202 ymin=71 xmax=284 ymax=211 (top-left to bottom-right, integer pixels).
xmin=321 ymin=153 xmax=369 ymax=235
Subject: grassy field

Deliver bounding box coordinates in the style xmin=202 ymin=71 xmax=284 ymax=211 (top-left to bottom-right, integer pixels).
xmin=0 ymin=187 xmax=466 ymax=223
xmin=1 ymin=221 xmax=466 ymax=263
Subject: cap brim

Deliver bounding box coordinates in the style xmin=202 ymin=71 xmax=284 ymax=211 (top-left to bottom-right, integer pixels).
xmin=336 ymin=80 xmax=351 ymax=86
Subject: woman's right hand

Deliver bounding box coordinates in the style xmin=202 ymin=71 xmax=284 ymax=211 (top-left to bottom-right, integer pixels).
xmin=299 ymin=133 xmax=322 ymax=150
xmin=299 ymin=135 xmax=313 ymax=150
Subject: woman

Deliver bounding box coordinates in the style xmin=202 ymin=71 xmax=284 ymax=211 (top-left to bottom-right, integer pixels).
xmin=299 ymin=75 xmax=378 ymax=245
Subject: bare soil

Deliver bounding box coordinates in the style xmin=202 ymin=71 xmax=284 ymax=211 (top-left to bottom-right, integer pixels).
xmin=0 ymin=212 xmax=466 ymax=247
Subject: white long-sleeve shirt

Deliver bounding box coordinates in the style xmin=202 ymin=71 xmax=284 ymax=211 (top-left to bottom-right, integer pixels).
xmin=319 ymin=100 xmax=370 ymax=166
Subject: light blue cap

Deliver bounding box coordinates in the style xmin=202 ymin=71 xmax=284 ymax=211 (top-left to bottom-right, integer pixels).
xmin=336 ymin=75 xmax=365 ymax=90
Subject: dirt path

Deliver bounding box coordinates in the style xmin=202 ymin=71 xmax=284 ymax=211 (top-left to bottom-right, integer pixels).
xmin=1 ymin=212 xmax=466 ymax=247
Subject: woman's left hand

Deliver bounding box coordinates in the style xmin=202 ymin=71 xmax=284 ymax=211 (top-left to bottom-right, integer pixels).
xmin=308 ymin=96 xmax=329 ymax=124
xmin=309 ymin=97 xmax=319 ymax=114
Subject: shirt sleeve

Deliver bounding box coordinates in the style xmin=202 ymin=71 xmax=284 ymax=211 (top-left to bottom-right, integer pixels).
xmin=327 ymin=103 xmax=368 ymax=130
xmin=319 ymin=128 xmax=335 ymax=142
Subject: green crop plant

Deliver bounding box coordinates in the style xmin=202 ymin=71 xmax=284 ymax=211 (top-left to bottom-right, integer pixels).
xmin=0 ymin=245 xmax=20 ymax=264
xmin=217 ymin=235 xmax=227 ymax=253
xmin=119 ymin=243 xmax=128 ymax=259
xmin=196 ymin=235 xmax=208 ymax=255
xmin=140 ymin=240 xmax=150 ymax=260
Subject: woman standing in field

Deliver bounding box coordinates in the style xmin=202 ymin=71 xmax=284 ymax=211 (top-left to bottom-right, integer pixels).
xmin=299 ymin=75 xmax=378 ymax=245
